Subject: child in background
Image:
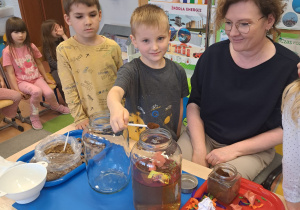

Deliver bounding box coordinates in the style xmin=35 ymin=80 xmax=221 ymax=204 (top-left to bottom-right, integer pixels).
xmin=0 ymin=74 xmax=22 ymax=119
xmin=2 ymin=17 xmax=70 ymax=130
xmin=41 ymin=19 xmax=68 ymax=102
xmin=57 ymin=0 xmax=123 ymax=130
xmin=107 ymin=4 xmax=189 ymax=141
xmin=281 ymin=79 xmax=300 ymax=210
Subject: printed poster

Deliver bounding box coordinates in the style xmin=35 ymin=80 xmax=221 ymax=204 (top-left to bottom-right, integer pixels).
xmin=278 ymin=0 xmax=300 ymax=30
xmin=149 ymin=1 xmax=208 ymax=70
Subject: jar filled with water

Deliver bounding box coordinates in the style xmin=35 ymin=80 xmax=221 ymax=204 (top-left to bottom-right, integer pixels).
xmin=82 ymin=111 xmax=131 ymax=194
xmin=130 ymin=128 xmax=182 ymax=209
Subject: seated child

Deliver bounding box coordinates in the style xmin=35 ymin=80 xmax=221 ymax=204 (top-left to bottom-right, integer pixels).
xmin=107 ymin=4 xmax=189 ymax=141
xmin=3 ymin=17 xmax=70 ymax=130
xmin=57 ymin=0 xmax=123 ymax=130
xmin=41 ymin=19 xmax=69 ymax=102
xmin=282 ymin=79 xmax=300 ymax=210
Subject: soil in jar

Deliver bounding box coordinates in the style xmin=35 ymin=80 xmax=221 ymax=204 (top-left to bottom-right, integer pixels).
xmin=44 ymin=143 xmax=74 ymax=154
xmin=207 ymin=169 xmax=240 ymax=204
xmin=216 ymin=168 xmax=230 ymax=177
xmin=147 ymin=122 xmax=160 ymax=129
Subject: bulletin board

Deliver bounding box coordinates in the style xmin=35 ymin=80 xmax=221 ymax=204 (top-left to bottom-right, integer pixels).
xmin=138 ymin=0 xmax=215 ymax=71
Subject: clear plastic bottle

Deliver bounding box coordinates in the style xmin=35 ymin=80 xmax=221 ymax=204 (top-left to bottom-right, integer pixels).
xmin=82 ymin=111 xmax=131 ymax=194
xmin=131 ymin=128 xmax=182 ymax=209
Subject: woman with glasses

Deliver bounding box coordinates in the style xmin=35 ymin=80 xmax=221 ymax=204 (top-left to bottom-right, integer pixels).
xmin=178 ymin=0 xmax=299 ymax=182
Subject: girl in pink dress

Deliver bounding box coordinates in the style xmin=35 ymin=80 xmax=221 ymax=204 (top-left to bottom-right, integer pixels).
xmin=2 ymin=17 xmax=69 ymax=130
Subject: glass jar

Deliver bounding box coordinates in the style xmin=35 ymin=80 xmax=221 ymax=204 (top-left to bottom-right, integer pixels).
xmin=207 ymin=163 xmax=241 ymax=204
xmin=130 ymin=128 xmax=182 ymax=210
xmin=82 ymin=111 xmax=131 ymax=194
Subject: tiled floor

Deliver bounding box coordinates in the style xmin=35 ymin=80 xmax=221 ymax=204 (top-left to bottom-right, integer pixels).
xmin=0 ymin=92 xmax=65 ymax=143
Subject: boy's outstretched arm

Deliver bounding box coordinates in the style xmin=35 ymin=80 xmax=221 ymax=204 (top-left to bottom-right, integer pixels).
xmin=107 ymin=86 xmax=129 ymax=133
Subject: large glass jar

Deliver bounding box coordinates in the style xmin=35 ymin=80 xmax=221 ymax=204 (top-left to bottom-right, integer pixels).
xmin=130 ymin=128 xmax=182 ymax=210
xmin=82 ymin=111 xmax=131 ymax=194
xmin=207 ymin=163 xmax=241 ymax=204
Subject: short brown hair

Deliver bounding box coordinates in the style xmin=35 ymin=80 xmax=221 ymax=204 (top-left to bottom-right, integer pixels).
xmin=63 ymin=0 xmax=101 ymax=15
xmin=215 ymin=0 xmax=285 ymax=37
xmin=130 ymin=4 xmax=170 ymax=36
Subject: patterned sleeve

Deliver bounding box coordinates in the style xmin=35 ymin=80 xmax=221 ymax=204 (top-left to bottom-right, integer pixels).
xmin=56 ymin=43 xmax=88 ymax=125
xmin=282 ymin=95 xmax=300 ymax=203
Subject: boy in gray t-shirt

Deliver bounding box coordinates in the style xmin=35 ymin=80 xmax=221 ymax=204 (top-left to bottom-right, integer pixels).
xmin=107 ymin=4 xmax=189 ymax=141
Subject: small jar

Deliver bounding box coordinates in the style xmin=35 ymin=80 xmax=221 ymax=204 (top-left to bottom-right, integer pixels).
xmin=130 ymin=128 xmax=182 ymax=209
xmin=207 ymin=163 xmax=241 ymax=204
xmin=82 ymin=111 xmax=131 ymax=194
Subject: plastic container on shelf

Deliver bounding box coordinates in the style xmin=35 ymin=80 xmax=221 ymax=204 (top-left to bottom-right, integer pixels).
xmin=130 ymin=128 xmax=182 ymax=209
xmin=82 ymin=111 xmax=131 ymax=194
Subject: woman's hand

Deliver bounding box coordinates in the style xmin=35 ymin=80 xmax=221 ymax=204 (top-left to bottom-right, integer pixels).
xmin=206 ymin=146 xmax=238 ymax=166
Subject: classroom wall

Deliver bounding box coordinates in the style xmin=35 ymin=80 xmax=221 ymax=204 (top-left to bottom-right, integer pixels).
xmin=69 ymin=0 xmax=139 ymax=36
xmin=0 ymin=0 xmax=21 ymax=36
xmin=3 ymin=0 xmax=138 ymax=37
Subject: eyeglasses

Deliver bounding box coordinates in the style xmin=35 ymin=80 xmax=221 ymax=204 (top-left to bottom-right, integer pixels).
xmin=224 ymin=16 xmax=265 ymax=34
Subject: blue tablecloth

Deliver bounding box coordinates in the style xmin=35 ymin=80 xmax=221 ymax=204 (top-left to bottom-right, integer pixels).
xmin=13 ymin=170 xmax=204 ymax=210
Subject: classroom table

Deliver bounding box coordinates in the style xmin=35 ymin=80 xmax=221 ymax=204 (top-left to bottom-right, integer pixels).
xmin=0 ymin=124 xmax=288 ymax=210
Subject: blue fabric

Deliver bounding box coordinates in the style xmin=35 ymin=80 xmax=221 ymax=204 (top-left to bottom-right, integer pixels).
xmin=13 ymin=170 xmax=204 ymax=210
xmin=0 ymin=43 xmax=5 ymax=58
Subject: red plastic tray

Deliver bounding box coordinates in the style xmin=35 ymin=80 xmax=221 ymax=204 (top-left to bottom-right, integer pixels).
xmin=181 ymin=178 xmax=285 ymax=210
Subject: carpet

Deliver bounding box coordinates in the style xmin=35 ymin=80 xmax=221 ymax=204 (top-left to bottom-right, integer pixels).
xmin=0 ymin=129 xmax=51 ymax=158
xmin=43 ymin=114 xmax=74 ymax=133
xmin=0 ymin=114 xmax=74 ymax=159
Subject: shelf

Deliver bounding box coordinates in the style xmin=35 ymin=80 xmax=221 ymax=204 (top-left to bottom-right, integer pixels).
xmin=0 ymin=7 xmax=14 ymax=18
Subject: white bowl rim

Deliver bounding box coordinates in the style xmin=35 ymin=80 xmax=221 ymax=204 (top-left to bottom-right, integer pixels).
xmin=0 ymin=162 xmax=47 ymax=195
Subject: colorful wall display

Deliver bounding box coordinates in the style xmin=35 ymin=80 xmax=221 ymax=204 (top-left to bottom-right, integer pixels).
xmin=149 ymin=1 xmax=208 ymax=70
xmin=278 ymin=0 xmax=300 ymax=30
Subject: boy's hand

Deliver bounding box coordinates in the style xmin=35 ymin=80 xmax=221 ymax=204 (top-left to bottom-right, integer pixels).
xmin=75 ymin=119 xmax=89 ymax=130
xmin=109 ymin=104 xmax=130 ymax=133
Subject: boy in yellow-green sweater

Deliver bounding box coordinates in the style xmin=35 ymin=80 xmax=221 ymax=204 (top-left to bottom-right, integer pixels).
xmin=57 ymin=0 xmax=123 ymax=130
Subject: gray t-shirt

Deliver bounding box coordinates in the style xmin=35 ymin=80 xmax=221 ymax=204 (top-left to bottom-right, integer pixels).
xmin=114 ymin=58 xmax=189 ymax=140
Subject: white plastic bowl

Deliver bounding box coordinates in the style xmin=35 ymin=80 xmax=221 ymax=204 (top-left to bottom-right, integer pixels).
xmin=0 ymin=162 xmax=48 ymax=204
